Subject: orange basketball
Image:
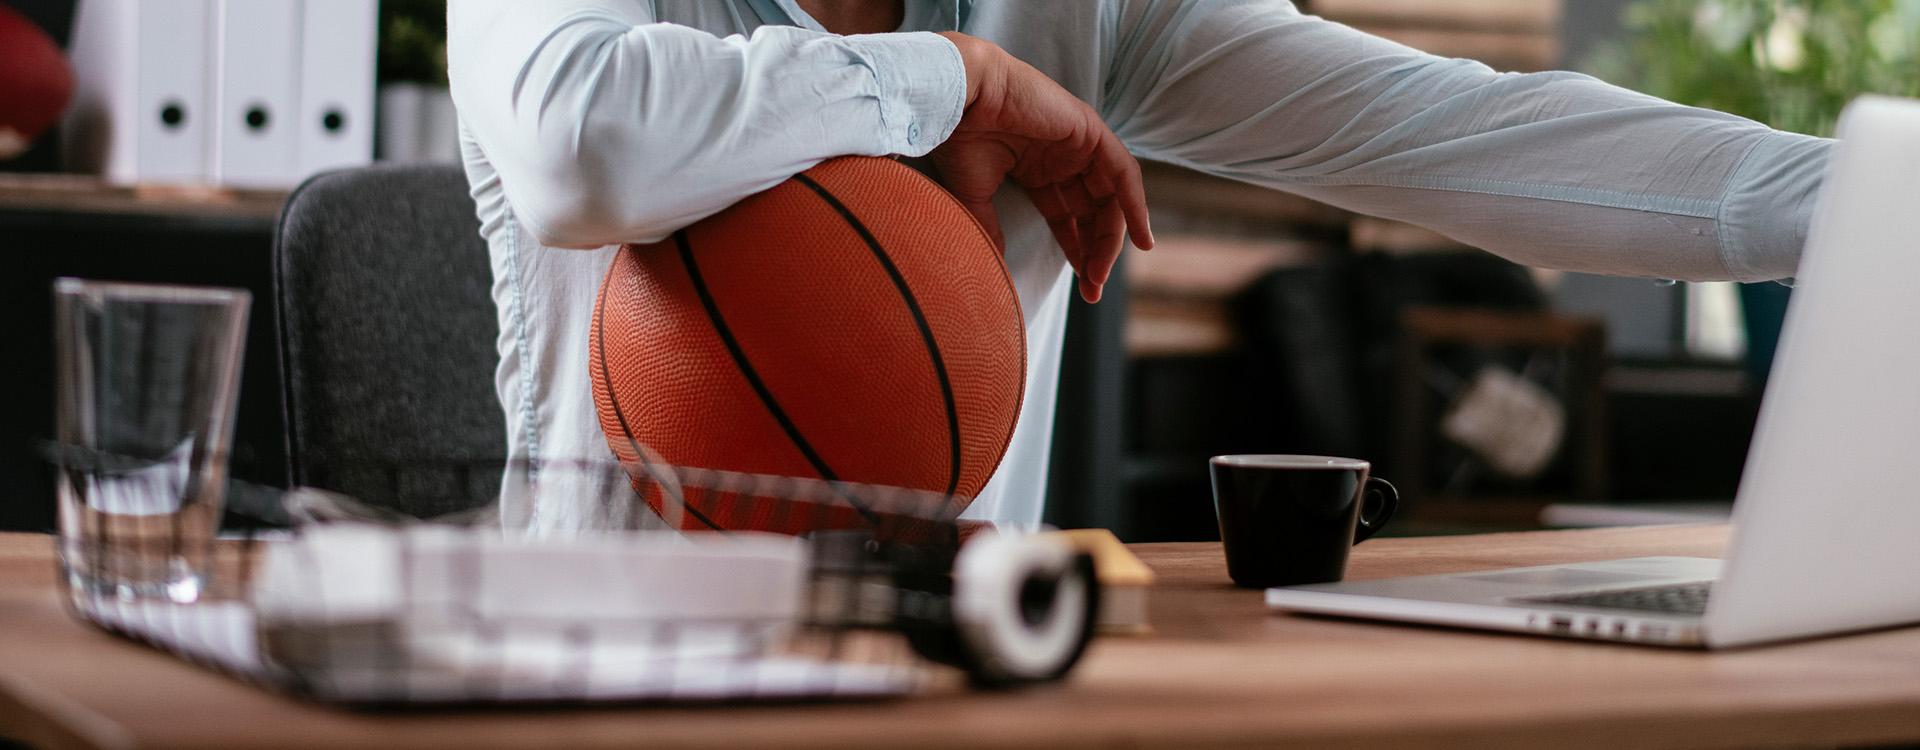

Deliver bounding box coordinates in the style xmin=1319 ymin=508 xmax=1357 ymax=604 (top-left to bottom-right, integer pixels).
xmin=589 ymin=156 xmax=1026 ymax=534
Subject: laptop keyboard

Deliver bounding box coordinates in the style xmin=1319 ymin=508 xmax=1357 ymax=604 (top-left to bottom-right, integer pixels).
xmin=1526 ymin=581 xmax=1714 ymax=616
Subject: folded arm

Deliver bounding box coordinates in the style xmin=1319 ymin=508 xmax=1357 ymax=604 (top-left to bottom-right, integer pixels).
xmin=1102 ymin=0 xmax=1829 ymax=282
xmin=447 ymin=0 xmax=964 ymax=248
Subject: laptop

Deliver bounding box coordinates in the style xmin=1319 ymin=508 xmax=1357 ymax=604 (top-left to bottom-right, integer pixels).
xmin=1265 ymin=96 xmax=1920 ymax=649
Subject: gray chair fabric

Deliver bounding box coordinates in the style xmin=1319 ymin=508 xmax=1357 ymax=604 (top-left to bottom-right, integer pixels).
xmin=274 ymin=164 xmax=504 ymax=517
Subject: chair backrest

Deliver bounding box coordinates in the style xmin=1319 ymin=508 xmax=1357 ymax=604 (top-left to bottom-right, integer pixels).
xmin=273 ymin=164 xmax=503 ymax=517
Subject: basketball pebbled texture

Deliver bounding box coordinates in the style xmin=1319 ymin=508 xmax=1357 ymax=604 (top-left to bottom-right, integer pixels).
xmin=590 ymin=156 xmax=1026 ymax=534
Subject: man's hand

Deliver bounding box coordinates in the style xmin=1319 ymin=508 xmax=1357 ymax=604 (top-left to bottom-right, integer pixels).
xmin=931 ymin=32 xmax=1153 ymax=303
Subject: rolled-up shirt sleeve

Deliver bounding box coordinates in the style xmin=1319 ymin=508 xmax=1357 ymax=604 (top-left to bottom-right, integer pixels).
xmin=448 ymin=0 xmax=965 ymax=249
xmin=1100 ymin=0 xmax=1829 ymax=282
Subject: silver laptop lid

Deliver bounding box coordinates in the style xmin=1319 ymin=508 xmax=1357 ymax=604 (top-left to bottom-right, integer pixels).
xmin=1706 ymin=96 xmax=1920 ymax=647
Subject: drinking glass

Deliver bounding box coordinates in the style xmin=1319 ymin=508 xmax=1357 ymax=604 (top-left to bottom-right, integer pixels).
xmin=53 ymin=279 xmax=250 ymax=603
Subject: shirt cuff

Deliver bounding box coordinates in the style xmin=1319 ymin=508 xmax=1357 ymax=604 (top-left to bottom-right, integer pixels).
xmin=843 ymin=31 xmax=966 ymax=157
xmin=1717 ymin=130 xmax=1833 ymax=282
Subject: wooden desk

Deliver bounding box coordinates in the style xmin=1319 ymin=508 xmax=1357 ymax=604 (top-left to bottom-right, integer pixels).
xmin=5 ymin=526 xmax=1920 ymax=749
xmin=0 ymin=174 xmax=286 ymax=234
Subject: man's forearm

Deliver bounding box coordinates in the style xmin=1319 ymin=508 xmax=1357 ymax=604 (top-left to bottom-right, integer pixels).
xmin=1102 ymin=0 xmax=1828 ymax=282
xmin=448 ymin=0 xmax=966 ymax=248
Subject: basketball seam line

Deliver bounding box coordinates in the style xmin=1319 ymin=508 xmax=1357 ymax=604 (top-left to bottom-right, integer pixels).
xmin=793 ymin=173 xmax=965 ymax=502
xmin=871 ymin=164 xmax=1027 ymax=488
xmin=675 ymin=231 xmax=882 ymax=525
xmin=594 ymin=265 xmax=725 ymax=532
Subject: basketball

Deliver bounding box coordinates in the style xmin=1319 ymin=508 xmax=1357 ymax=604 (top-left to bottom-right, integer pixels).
xmin=590 ymin=156 xmax=1026 ymax=534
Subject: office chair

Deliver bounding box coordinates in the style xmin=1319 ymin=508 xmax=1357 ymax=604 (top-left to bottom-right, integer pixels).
xmin=273 ymin=164 xmax=504 ymax=518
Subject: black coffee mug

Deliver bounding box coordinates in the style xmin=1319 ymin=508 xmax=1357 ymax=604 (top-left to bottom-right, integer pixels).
xmin=1209 ymin=455 xmax=1399 ymax=589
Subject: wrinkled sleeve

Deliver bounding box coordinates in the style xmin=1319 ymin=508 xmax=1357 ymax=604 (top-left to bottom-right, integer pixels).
xmin=447 ymin=0 xmax=965 ymax=248
xmin=1100 ymin=0 xmax=1829 ymax=282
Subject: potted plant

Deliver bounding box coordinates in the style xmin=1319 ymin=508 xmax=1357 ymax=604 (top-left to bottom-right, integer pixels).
xmin=377 ymin=0 xmax=456 ymax=163
xmin=1585 ymin=0 xmax=1919 ymax=379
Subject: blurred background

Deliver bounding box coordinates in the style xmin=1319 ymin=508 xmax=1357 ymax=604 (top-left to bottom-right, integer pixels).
xmin=1 ymin=0 xmax=1915 ymax=539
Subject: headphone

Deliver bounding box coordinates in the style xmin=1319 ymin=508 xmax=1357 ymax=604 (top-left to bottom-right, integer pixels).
xmin=892 ymin=530 xmax=1101 ymax=687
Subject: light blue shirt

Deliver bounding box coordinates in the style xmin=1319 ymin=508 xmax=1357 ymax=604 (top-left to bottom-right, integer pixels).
xmin=448 ymin=0 xmax=1829 ymax=532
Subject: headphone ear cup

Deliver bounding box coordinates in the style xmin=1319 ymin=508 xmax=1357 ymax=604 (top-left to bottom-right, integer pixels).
xmin=945 ymin=533 xmax=1101 ymax=687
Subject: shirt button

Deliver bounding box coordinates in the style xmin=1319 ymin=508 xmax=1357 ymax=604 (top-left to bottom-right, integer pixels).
xmin=907 ymin=122 xmax=921 ymax=145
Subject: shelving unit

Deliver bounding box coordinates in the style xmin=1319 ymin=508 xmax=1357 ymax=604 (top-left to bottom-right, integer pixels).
xmin=0 ymin=176 xmax=291 ymax=533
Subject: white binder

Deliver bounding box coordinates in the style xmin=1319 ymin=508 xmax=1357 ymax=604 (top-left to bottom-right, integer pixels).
xmin=62 ymin=0 xmax=215 ymax=185
xmin=294 ymin=0 xmax=377 ymax=178
xmin=212 ymin=0 xmax=300 ymax=188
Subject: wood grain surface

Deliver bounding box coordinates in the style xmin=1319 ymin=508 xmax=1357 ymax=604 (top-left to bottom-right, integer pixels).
xmin=0 ymin=174 xmax=287 ymax=222
xmin=5 ymin=526 xmax=1920 ymax=750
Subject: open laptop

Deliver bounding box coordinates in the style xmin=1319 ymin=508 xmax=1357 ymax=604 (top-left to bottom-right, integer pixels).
xmin=1266 ymin=96 xmax=1920 ymax=649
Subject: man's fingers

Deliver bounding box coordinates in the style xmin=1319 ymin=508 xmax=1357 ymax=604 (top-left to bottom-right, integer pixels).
xmin=1058 ymin=178 xmax=1096 ymax=218
xmin=1045 ymin=181 xmax=1116 ymax=304
xmin=1123 ymin=180 xmax=1154 ymax=252
xmin=1084 ymin=196 xmax=1126 ymax=288
xmin=1047 ymin=214 xmax=1084 ymax=270
xmin=961 ymin=197 xmax=1007 ymax=254
xmin=1027 ymin=183 xmax=1085 ymax=266
xmin=1084 ymin=161 xmax=1118 ymax=200
xmin=1026 ymin=179 xmax=1071 ymax=218
xmin=1095 ymin=136 xmax=1154 ymax=251
xmin=1078 ymin=275 xmax=1103 ymax=304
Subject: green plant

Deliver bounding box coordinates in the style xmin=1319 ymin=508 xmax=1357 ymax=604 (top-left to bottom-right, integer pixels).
xmin=380 ymin=0 xmax=449 ymax=86
xmin=1584 ymin=0 xmax=1920 ymax=136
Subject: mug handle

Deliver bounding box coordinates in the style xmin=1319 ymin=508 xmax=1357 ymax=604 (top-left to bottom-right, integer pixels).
xmin=1353 ymin=477 xmax=1399 ymax=544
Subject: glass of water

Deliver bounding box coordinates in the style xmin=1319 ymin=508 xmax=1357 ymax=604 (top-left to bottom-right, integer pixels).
xmin=53 ymin=279 xmax=250 ymax=604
